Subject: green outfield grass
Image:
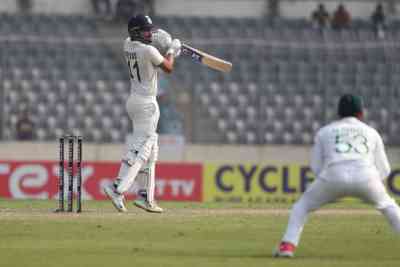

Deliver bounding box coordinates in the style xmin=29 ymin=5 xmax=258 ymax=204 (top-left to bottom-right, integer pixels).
xmin=0 ymin=199 xmax=399 ymax=267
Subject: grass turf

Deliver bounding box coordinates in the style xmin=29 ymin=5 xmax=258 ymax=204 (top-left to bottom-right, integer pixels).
xmin=0 ymin=199 xmax=399 ymax=267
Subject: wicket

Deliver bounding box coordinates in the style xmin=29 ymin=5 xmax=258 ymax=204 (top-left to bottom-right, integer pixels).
xmin=56 ymin=135 xmax=83 ymax=213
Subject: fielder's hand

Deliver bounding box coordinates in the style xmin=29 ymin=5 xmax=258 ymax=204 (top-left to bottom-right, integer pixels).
xmin=167 ymin=39 xmax=181 ymax=58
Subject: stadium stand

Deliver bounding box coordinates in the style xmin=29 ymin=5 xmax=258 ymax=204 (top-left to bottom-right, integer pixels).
xmin=0 ymin=13 xmax=399 ymax=145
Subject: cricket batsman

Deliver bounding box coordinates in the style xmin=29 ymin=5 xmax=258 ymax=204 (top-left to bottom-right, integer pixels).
xmin=274 ymin=94 xmax=400 ymax=257
xmin=103 ymin=14 xmax=181 ymax=213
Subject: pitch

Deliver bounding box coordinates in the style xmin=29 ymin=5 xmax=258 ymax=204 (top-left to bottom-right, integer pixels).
xmin=0 ymin=200 xmax=399 ymax=267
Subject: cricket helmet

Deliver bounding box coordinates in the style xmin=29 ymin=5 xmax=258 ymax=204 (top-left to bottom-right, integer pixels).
xmin=128 ymin=14 xmax=154 ymax=43
xmin=337 ymin=94 xmax=363 ymax=118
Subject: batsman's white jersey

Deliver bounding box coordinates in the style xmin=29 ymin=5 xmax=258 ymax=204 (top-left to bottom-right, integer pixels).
xmin=124 ymin=37 xmax=164 ymax=97
xmin=281 ymin=117 xmax=400 ymax=247
xmin=123 ymin=38 xmax=164 ymax=153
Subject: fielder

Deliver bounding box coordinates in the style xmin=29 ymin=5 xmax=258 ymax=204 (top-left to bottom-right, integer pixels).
xmin=103 ymin=14 xmax=181 ymax=213
xmin=274 ymin=94 xmax=400 ymax=257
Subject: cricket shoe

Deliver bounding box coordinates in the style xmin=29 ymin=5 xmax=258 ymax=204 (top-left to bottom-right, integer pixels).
xmin=273 ymin=241 xmax=296 ymax=258
xmin=134 ymin=199 xmax=163 ymax=213
xmin=103 ymin=184 xmax=127 ymax=212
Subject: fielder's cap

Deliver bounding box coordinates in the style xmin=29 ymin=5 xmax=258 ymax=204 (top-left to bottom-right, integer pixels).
xmin=337 ymin=94 xmax=363 ymax=118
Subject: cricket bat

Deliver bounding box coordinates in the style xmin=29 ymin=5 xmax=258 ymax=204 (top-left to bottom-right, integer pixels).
xmin=181 ymin=44 xmax=232 ymax=73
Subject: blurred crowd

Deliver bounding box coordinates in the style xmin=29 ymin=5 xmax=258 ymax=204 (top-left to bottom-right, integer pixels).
xmin=16 ymin=1 xmax=389 ymax=39
xmin=91 ymin=0 xmax=154 ymax=22
xmin=17 ymin=0 xmax=154 ymax=23
xmin=311 ymin=3 xmax=387 ymax=38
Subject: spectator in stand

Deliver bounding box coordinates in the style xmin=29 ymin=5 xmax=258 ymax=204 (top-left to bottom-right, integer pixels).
xmin=311 ymin=4 xmax=330 ymax=30
xmin=115 ymin=0 xmax=145 ymax=23
xmin=332 ymin=4 xmax=351 ymax=30
xmin=267 ymin=0 xmax=280 ymax=19
xmin=371 ymin=3 xmax=386 ymax=39
xmin=17 ymin=0 xmax=32 ymax=13
xmin=144 ymin=0 xmax=155 ymax=17
xmin=16 ymin=108 xmax=35 ymax=141
xmin=91 ymin=0 xmax=113 ymax=20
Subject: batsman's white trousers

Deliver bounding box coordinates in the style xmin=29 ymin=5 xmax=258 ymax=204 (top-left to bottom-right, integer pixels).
xmin=125 ymin=94 xmax=159 ymax=161
xmin=282 ymin=163 xmax=400 ymax=246
xmin=116 ymin=94 xmax=159 ymax=195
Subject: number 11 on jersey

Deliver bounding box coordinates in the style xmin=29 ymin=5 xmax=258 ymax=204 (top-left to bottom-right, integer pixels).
xmin=127 ymin=52 xmax=141 ymax=82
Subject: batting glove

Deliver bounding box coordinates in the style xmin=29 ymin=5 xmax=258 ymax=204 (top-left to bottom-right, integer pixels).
xmin=167 ymin=39 xmax=181 ymax=58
